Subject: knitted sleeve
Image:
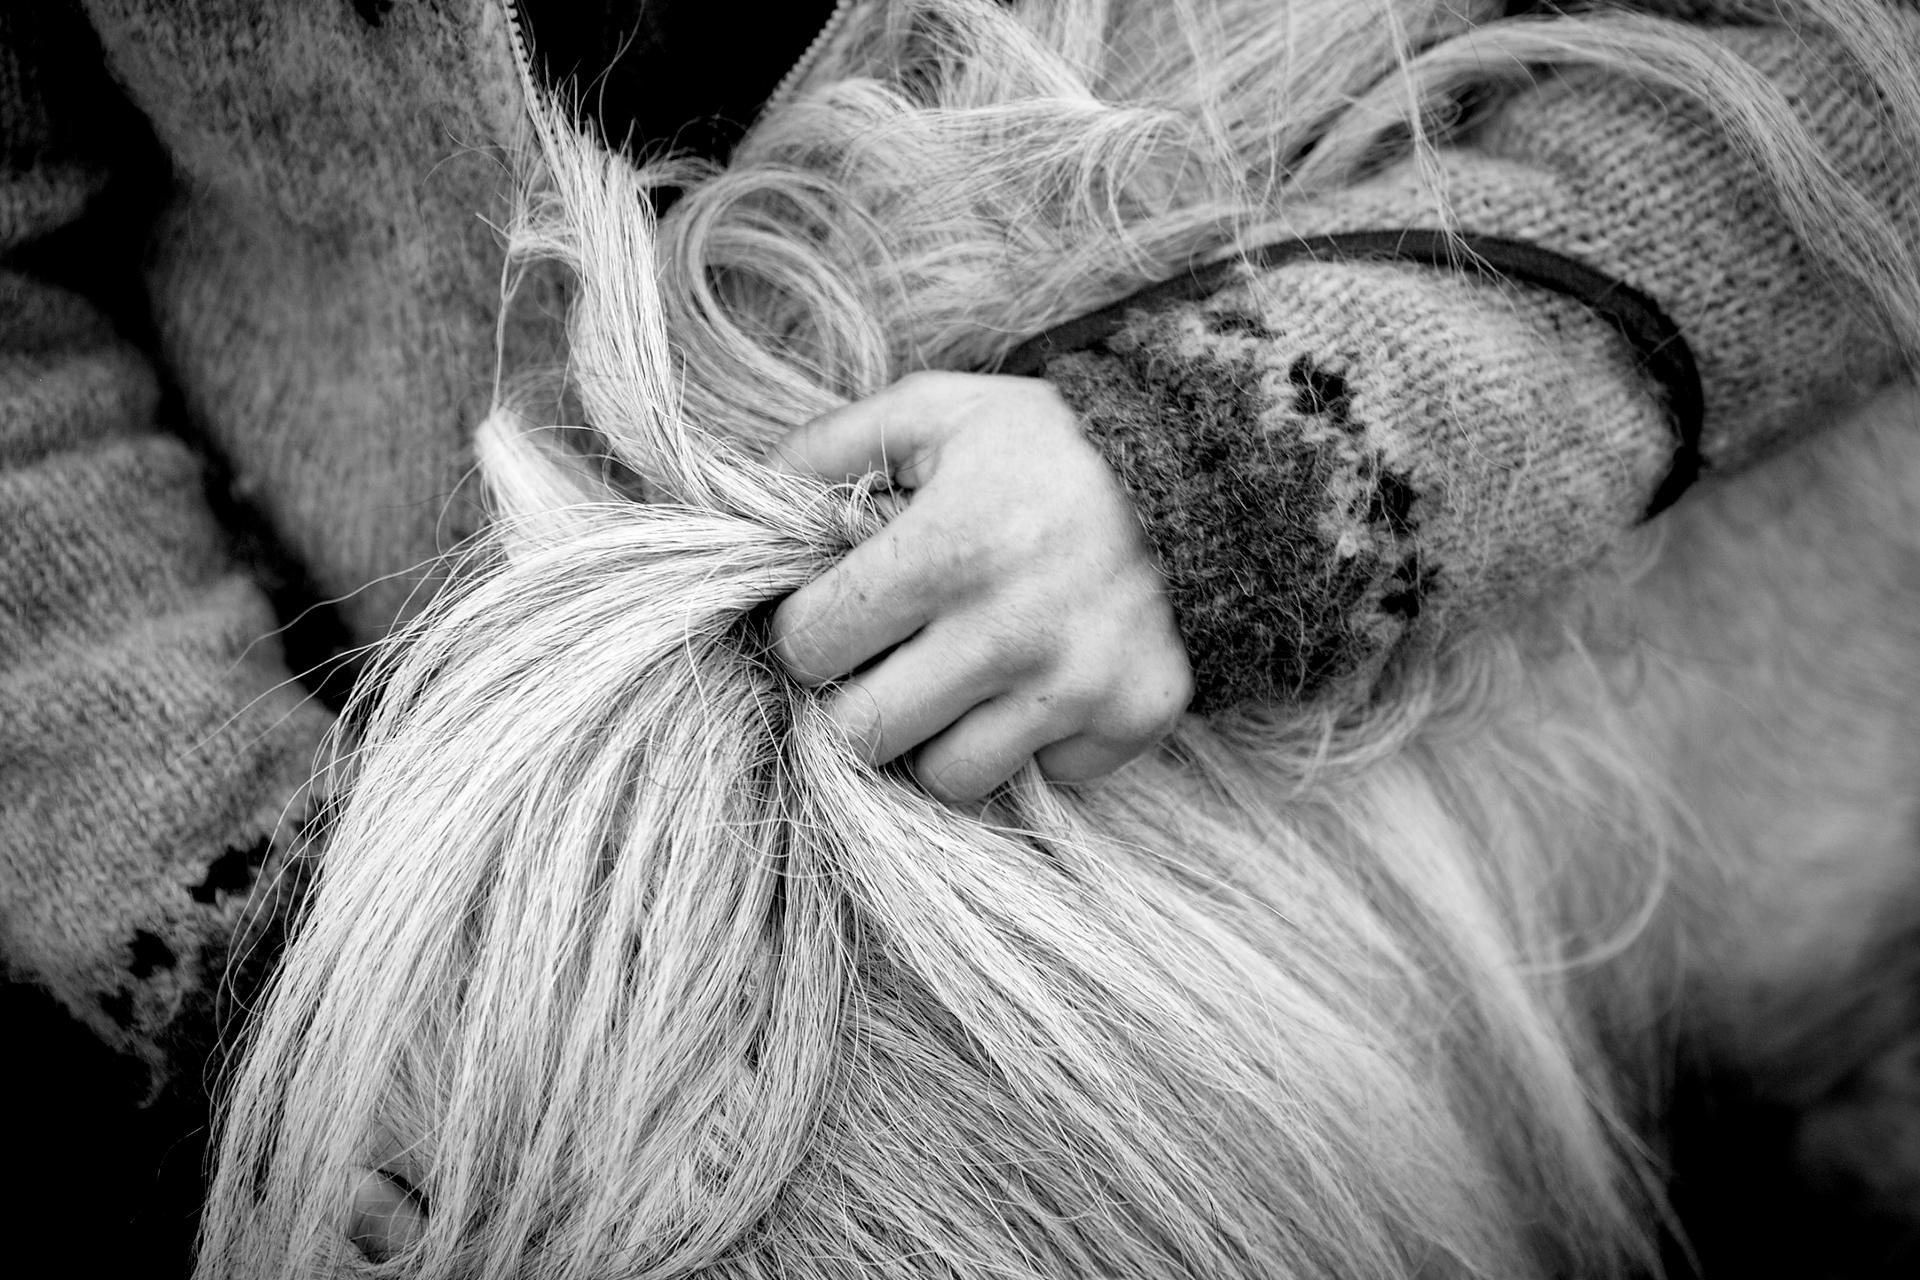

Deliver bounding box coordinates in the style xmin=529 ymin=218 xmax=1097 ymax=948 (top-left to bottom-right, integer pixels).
xmin=0 ymin=5 xmax=331 ymax=1100
xmin=1036 ymin=17 xmax=1914 ymax=715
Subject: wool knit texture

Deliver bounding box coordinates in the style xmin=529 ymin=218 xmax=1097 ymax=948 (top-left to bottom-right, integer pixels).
xmin=1040 ymin=22 xmax=1912 ymax=712
xmin=0 ymin=4 xmax=335 ymax=1096
xmin=1 ymin=0 xmax=1914 ymax=1092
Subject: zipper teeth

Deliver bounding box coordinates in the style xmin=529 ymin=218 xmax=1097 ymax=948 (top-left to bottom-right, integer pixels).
xmin=763 ymin=0 xmax=860 ymax=116
xmin=496 ymin=0 xmax=542 ymax=108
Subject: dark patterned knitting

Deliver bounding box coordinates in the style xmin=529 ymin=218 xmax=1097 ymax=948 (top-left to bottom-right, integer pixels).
xmin=1043 ymin=258 xmax=1674 ymax=712
xmin=1033 ymin=28 xmax=1907 ymax=713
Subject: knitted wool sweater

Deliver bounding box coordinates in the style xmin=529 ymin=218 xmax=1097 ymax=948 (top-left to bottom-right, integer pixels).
xmin=1 ymin=0 xmax=1913 ymax=1098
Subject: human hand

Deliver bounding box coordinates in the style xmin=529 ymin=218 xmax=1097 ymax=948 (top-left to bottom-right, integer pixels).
xmin=769 ymin=371 xmax=1192 ymax=803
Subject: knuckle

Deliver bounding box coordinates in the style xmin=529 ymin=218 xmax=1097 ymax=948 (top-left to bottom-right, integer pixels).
xmin=1131 ymin=677 xmax=1193 ymax=739
xmin=930 ymin=525 xmax=989 ymax=577
xmin=1100 ymin=668 xmax=1192 ymax=744
xmin=914 ymin=524 xmax=1007 ymax=597
xmin=1000 ymin=511 xmax=1056 ymax=564
xmin=1034 ymin=670 xmax=1111 ymax=728
xmin=893 ymin=369 xmax=967 ymax=414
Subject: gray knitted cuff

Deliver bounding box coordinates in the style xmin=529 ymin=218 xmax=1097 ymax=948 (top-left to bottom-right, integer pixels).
xmin=1041 ymin=302 xmax=1425 ymax=716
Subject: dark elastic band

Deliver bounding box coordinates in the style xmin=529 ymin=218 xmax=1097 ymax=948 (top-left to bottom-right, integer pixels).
xmin=1001 ymin=229 xmax=1704 ymax=519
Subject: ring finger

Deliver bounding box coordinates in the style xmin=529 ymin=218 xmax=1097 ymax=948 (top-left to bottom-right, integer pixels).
xmin=911 ymin=694 xmax=1075 ymax=803
xmin=823 ymin=622 xmax=1017 ymax=767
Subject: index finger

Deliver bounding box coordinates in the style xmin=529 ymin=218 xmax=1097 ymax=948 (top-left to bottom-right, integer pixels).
xmin=770 ymin=500 xmax=943 ymax=686
xmin=766 ymin=372 xmax=966 ymax=486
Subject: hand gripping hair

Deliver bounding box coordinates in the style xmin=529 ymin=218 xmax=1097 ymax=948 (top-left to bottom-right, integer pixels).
xmin=195 ymin=2 xmax=1920 ymax=1277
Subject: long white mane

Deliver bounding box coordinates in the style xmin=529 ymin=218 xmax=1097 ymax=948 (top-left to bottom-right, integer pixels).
xmin=195 ymin=2 xmax=1920 ymax=1276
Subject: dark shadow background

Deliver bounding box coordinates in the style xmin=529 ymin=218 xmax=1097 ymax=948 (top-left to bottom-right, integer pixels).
xmin=6 ymin=974 xmax=1917 ymax=1279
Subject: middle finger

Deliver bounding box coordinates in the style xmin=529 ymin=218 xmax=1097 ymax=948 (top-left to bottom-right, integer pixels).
xmin=769 ymin=511 xmax=953 ymax=686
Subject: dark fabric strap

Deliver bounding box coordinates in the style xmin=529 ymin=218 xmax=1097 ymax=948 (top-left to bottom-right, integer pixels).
xmin=1002 ymin=229 xmax=1705 ymax=519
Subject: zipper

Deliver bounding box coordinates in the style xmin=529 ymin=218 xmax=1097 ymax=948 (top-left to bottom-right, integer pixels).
xmin=496 ymin=0 xmax=541 ymax=114
xmin=762 ymin=0 xmax=861 ymax=117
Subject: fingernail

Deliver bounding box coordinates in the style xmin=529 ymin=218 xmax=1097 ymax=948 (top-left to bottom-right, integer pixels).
xmin=826 ymin=687 xmax=886 ymax=762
